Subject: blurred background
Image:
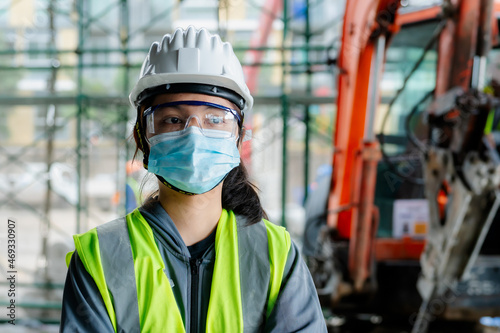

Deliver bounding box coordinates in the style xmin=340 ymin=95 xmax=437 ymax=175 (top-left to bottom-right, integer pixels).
xmin=0 ymin=0 xmax=499 ymax=331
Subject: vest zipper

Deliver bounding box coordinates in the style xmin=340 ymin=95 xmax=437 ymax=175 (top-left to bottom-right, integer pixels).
xmin=190 ymin=258 xmax=202 ymax=333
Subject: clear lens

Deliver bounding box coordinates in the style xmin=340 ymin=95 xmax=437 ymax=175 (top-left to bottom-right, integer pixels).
xmin=144 ymin=101 xmax=241 ymax=140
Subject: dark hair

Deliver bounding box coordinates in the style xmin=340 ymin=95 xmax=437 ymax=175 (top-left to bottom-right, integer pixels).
xmin=221 ymin=163 xmax=267 ymax=224
xmin=132 ymin=93 xmax=267 ymax=225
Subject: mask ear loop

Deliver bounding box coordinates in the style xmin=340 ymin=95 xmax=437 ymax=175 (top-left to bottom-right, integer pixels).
xmin=242 ymin=129 xmax=252 ymax=142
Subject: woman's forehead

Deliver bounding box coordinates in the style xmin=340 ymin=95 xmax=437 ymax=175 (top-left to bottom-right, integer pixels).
xmin=152 ymin=93 xmax=237 ymax=110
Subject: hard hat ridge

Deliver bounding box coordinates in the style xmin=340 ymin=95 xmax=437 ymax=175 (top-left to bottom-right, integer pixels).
xmin=196 ymin=28 xmax=210 ymax=49
xmin=168 ymin=27 xmax=185 ymax=50
xmin=183 ymin=25 xmax=197 ymax=47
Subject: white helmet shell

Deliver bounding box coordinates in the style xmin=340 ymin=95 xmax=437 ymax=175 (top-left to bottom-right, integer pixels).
xmin=129 ymin=26 xmax=253 ymax=114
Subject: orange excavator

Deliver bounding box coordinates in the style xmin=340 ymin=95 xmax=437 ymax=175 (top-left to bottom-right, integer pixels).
xmin=307 ymin=0 xmax=500 ymax=331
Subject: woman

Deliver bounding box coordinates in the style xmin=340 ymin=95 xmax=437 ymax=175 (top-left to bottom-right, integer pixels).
xmin=60 ymin=26 xmax=326 ymax=332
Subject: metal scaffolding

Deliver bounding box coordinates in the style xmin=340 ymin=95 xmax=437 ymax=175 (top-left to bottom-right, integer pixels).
xmin=0 ymin=0 xmax=340 ymax=324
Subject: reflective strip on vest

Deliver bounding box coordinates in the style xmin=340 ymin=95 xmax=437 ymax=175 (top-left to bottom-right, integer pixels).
xmin=70 ymin=208 xmax=291 ymax=332
xmin=263 ymin=219 xmax=291 ymax=318
xmin=70 ymin=228 xmax=118 ymax=331
xmin=98 ymin=218 xmax=141 ymax=333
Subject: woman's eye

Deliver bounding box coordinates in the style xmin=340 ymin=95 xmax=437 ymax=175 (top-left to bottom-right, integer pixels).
xmin=207 ymin=115 xmax=224 ymax=124
xmin=165 ymin=117 xmax=182 ymax=124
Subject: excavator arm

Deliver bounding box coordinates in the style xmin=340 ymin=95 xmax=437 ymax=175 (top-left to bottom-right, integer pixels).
xmin=327 ymin=0 xmax=401 ymax=292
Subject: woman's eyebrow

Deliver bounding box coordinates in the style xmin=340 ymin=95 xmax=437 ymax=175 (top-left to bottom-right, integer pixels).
xmin=204 ymin=105 xmax=222 ymax=111
xmin=158 ymin=103 xmax=183 ymax=110
xmin=185 ymin=104 xmax=219 ymax=113
xmin=156 ymin=104 xmax=194 ymax=115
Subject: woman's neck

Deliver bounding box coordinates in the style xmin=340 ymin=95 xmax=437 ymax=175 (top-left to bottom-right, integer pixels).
xmin=158 ymin=183 xmax=222 ymax=246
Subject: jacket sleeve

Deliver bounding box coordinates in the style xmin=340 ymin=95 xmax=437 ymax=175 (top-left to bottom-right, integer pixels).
xmin=60 ymin=250 xmax=115 ymax=333
xmin=264 ymin=241 xmax=327 ymax=332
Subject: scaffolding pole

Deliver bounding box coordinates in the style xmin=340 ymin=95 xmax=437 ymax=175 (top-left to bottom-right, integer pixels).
xmin=118 ymin=0 xmax=130 ymax=215
xmin=76 ymin=0 xmax=85 ymax=234
xmin=303 ymin=0 xmax=312 ymax=203
xmin=280 ymin=0 xmax=289 ymax=228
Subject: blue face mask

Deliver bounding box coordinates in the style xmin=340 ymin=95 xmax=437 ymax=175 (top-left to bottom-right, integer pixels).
xmin=147 ymin=126 xmax=241 ymax=194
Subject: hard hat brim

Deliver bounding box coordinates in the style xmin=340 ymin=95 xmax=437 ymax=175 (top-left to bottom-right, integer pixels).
xmin=129 ymin=73 xmax=253 ymax=114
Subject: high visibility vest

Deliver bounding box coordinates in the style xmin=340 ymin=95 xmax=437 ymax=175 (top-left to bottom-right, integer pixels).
xmin=66 ymin=208 xmax=291 ymax=332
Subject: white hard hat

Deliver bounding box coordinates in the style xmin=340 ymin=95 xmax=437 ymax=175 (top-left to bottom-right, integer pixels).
xmin=129 ymin=26 xmax=253 ymax=114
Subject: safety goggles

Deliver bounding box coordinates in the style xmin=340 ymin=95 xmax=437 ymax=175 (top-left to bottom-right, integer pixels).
xmin=143 ymin=100 xmax=242 ymax=140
